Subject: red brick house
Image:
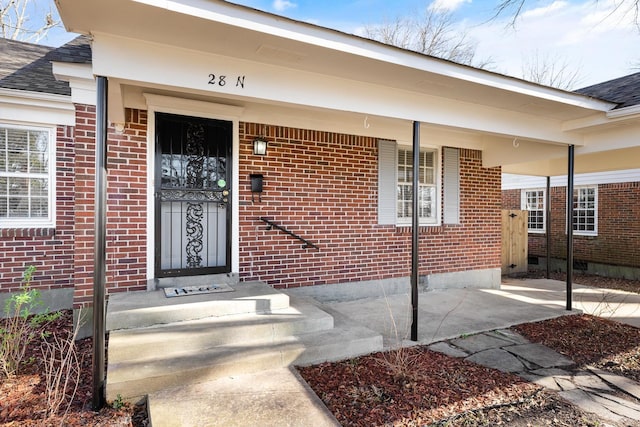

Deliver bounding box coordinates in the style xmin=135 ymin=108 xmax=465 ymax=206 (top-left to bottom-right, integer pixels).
xmin=1 ymin=0 xmax=638 ymax=325
xmin=502 ymin=169 xmax=640 ymax=279
xmin=502 ymin=73 xmax=640 ymax=280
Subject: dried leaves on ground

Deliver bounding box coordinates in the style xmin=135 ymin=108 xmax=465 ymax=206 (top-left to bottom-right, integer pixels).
xmin=0 ymin=310 xmax=147 ymax=427
xmin=2 ymin=273 xmax=638 ymax=426
xmin=515 ymin=314 xmax=640 ymax=383
xmin=299 ymin=274 xmax=640 ymax=426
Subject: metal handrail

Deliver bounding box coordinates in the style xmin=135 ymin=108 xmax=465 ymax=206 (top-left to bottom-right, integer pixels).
xmin=259 ymin=217 xmax=319 ymax=250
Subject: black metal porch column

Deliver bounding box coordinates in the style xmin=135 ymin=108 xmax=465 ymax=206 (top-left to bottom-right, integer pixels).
xmin=410 ymin=121 xmax=420 ymax=342
xmin=566 ymin=145 xmax=575 ymax=311
xmin=546 ymin=176 xmax=551 ymax=279
xmin=92 ymin=76 xmax=108 ymax=410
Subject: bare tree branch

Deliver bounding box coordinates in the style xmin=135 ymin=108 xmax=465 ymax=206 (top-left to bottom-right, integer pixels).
xmin=1 ymin=0 xmax=60 ymax=43
xmin=491 ymin=0 xmax=640 ymax=30
xmin=363 ymin=7 xmax=493 ymax=68
xmin=521 ymin=51 xmax=584 ymax=90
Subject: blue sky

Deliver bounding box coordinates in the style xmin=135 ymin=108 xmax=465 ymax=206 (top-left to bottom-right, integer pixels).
xmin=42 ymin=0 xmax=639 ymax=88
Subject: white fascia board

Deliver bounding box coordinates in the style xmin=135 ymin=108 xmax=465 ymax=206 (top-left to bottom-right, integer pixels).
xmin=563 ymin=105 xmax=640 ymax=131
xmin=52 ymin=62 xmax=96 ymax=105
xmin=0 ymin=88 xmax=75 ymax=126
xmin=579 ymin=123 xmax=640 ymax=153
xmin=134 ymin=0 xmax=614 ymax=113
xmin=92 ymin=33 xmax=584 ymax=145
xmin=503 ymin=168 xmax=640 ymax=189
xmin=502 ymin=174 xmax=548 ymax=190
xmin=607 ymin=104 xmax=640 ymax=119
xmin=501 ymin=145 xmax=640 ymax=176
xmin=143 ymin=93 xmax=244 ymax=120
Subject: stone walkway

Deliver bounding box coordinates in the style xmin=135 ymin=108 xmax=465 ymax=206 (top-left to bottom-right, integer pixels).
xmin=429 ymin=329 xmax=640 ymax=425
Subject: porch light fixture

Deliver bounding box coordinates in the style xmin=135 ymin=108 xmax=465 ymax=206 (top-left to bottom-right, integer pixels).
xmin=253 ymin=137 xmax=268 ymax=156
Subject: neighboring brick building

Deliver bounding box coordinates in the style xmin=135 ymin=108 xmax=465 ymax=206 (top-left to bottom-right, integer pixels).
xmin=502 ymin=170 xmax=640 ymax=279
xmin=1 ymin=0 xmax=639 ymax=323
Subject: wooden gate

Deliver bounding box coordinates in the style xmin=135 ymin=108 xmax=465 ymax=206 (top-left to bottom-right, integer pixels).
xmin=501 ymin=210 xmax=528 ymax=275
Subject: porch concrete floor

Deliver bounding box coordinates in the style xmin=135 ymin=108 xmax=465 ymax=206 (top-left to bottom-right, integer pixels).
xmin=324 ymin=278 xmax=640 ymax=348
xmin=147 ymin=278 xmax=640 ymax=426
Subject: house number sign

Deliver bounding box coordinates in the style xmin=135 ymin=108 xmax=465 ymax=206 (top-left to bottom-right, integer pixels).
xmin=208 ymin=74 xmax=246 ymax=89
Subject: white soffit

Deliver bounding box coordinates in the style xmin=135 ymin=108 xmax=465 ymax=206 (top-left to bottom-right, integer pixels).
xmin=52 ymin=62 xmax=96 ymax=106
xmin=55 ymin=0 xmax=615 ymax=123
xmin=90 ymin=33 xmax=587 ymax=145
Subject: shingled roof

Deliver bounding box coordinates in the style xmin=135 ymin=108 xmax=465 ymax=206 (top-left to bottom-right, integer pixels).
xmin=576 ymin=72 xmax=640 ymax=109
xmin=0 ymin=35 xmax=91 ymax=96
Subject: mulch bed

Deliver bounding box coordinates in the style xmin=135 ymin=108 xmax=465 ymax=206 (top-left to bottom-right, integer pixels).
xmin=0 ymin=310 xmax=147 ymax=427
xmin=515 ymin=314 xmax=640 ymax=383
xmin=298 ymin=274 xmax=640 ymax=426
xmin=1 ymin=273 xmax=638 ymax=426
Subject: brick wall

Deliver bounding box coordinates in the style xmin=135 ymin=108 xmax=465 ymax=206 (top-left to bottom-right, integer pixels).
xmin=239 ymin=123 xmax=502 ymax=288
xmin=0 ymin=125 xmax=75 ymax=293
xmin=72 ymin=107 xmax=148 ymax=307
xmin=502 ymin=184 xmax=640 ymax=269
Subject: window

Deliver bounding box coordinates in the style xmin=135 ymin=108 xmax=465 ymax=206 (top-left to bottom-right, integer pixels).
xmin=397 ymin=148 xmax=437 ymax=224
xmin=378 ymin=140 xmax=450 ymax=226
xmin=522 ymin=189 xmax=545 ymax=233
xmin=573 ymin=186 xmax=597 ymax=236
xmin=0 ymin=124 xmax=55 ymax=228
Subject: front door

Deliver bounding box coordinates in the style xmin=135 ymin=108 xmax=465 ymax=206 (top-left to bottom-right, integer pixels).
xmin=155 ymin=113 xmax=232 ymax=277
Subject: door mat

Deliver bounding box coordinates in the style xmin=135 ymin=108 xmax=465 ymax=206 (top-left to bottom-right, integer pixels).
xmin=163 ymin=283 xmax=235 ymax=298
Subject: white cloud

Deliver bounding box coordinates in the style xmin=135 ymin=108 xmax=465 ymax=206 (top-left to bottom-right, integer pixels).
xmin=429 ymin=0 xmax=471 ymax=13
xmin=520 ymin=1 xmax=568 ymax=19
xmin=272 ymin=0 xmax=297 ymax=12
xmin=467 ymin=0 xmax=640 ymax=87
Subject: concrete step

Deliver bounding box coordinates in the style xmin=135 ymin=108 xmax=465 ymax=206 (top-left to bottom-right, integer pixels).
xmin=106 ymin=315 xmax=382 ymax=401
xmin=106 ymin=281 xmax=289 ymax=330
xmin=107 ymin=298 xmax=334 ymax=362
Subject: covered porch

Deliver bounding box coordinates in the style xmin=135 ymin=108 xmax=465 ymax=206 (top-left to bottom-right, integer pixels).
xmin=52 ymin=0 xmax=640 ymax=414
xmin=105 ymin=275 xmax=640 ymax=425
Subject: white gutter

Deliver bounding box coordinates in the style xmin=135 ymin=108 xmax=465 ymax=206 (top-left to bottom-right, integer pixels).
xmin=607 ymin=104 xmax=640 ymax=119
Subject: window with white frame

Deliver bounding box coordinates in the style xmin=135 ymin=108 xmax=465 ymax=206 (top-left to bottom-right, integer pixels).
xmin=573 ymin=186 xmax=597 ymax=235
xmin=397 ymin=148 xmax=437 ymax=224
xmin=0 ymin=124 xmax=55 ymax=228
xmin=522 ymin=189 xmax=545 ymax=233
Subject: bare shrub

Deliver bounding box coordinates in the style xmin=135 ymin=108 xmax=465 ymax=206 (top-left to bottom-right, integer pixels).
xmin=40 ymin=310 xmax=84 ymax=420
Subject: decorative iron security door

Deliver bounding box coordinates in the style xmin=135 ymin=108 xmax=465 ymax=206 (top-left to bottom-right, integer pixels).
xmin=155 ymin=113 xmax=232 ymax=277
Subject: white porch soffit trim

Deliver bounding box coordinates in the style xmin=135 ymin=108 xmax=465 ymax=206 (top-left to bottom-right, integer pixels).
xmin=0 ymin=87 xmax=75 ymax=126
xmin=55 ymin=0 xmax=636 ymax=176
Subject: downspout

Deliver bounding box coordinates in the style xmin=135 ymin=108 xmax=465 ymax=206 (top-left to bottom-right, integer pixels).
xmin=546 ymin=176 xmax=551 ymax=279
xmin=410 ymin=121 xmax=420 ymax=342
xmin=566 ymin=145 xmax=574 ymax=311
xmin=92 ymin=76 xmax=108 ymax=410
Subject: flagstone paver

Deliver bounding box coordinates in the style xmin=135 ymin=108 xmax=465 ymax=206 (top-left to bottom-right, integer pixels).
xmin=506 ymin=343 xmax=574 ymax=368
xmin=450 ymin=333 xmax=512 ymax=353
xmin=431 ymin=329 xmax=640 ymax=425
xmin=427 ymin=342 xmax=468 ymax=358
xmin=465 ymin=348 xmax=526 ymax=372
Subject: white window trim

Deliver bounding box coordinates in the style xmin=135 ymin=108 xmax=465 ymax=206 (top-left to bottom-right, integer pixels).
xmin=396 ymin=144 xmax=441 ymax=226
xmin=0 ymin=123 xmax=56 ymax=229
xmin=521 ymin=188 xmax=546 ymax=234
xmin=572 ymin=185 xmax=598 ymax=237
